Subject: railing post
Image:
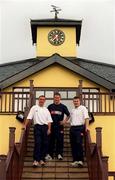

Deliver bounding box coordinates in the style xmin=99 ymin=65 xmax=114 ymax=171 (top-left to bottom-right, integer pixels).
xmin=78 ymin=80 xmax=83 ymax=103
xmin=24 ymin=106 xmax=30 ymax=119
xmin=102 ymin=156 xmax=109 ymax=180
xmin=0 ymin=155 xmax=7 ymax=180
xmin=96 ymin=127 xmax=102 ymax=156
xmin=9 ymin=127 xmax=16 ymax=152
xmin=29 ymin=80 xmax=35 ymax=107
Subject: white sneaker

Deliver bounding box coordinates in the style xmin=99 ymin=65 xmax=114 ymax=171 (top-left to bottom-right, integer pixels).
xmin=33 ymin=160 xmax=38 ymax=167
xmin=78 ymin=161 xmax=83 ymax=167
xmin=70 ymin=161 xmax=79 ymax=167
xmin=57 ymin=154 xmax=63 ymax=160
xmin=45 ymin=154 xmax=52 ymax=161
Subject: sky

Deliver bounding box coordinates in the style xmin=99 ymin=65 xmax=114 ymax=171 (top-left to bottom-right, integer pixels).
xmin=0 ymin=0 xmax=115 ymax=64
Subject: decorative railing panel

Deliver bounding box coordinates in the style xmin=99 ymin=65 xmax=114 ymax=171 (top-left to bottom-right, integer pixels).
xmin=0 ymin=92 xmax=30 ymax=113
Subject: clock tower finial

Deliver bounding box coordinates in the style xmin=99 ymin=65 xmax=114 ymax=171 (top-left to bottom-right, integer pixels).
xmin=50 ymin=5 xmax=61 ymax=19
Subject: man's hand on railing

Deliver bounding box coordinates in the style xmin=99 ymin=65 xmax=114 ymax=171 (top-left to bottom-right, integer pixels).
xmin=23 ymin=119 xmax=30 ymax=130
xmin=85 ymin=127 xmax=89 ymax=132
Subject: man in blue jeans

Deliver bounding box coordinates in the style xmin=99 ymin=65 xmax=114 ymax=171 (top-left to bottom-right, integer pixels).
xmin=70 ymin=96 xmax=89 ymax=167
xmin=46 ymin=92 xmax=70 ymax=160
xmin=24 ymin=95 xmax=52 ymax=167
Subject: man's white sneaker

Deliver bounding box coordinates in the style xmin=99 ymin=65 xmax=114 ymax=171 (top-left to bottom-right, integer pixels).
xmin=45 ymin=154 xmax=52 ymax=161
xmin=57 ymin=154 xmax=63 ymax=160
xmin=78 ymin=161 xmax=83 ymax=167
xmin=70 ymin=161 xmax=79 ymax=167
xmin=33 ymin=160 xmax=38 ymax=167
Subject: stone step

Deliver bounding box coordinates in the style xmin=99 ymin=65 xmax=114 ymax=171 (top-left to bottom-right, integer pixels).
xmin=27 ymin=146 xmax=84 ymax=154
xmin=22 ymin=179 xmax=89 ymax=180
xmin=27 ymin=144 xmax=71 ymax=149
xmin=29 ymin=130 xmax=70 ymax=134
xmin=27 ymin=145 xmax=71 ymax=149
xmin=27 ymin=140 xmax=71 ymax=144
xmin=24 ymin=157 xmax=73 ymax=162
xmin=23 ymin=166 xmax=88 ymax=173
xmin=26 ymin=151 xmax=73 ymax=157
xmin=24 ymin=158 xmax=86 ymax=163
xmin=23 ymin=161 xmax=88 ymax=168
xmin=27 ymin=148 xmax=72 ymax=154
xmin=28 ymin=136 xmax=70 ymax=140
xmin=28 ymin=134 xmax=70 ymax=139
xmin=27 ymin=139 xmax=70 ymax=143
xmin=26 ymin=152 xmax=85 ymax=158
xmin=22 ymin=172 xmax=89 ymax=179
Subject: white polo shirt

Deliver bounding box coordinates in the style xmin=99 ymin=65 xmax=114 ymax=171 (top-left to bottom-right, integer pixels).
xmin=70 ymin=105 xmax=89 ymax=126
xmin=27 ymin=105 xmax=53 ymax=125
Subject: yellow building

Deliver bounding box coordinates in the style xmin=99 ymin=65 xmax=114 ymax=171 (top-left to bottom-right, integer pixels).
xmin=0 ymin=14 xmax=115 ymax=180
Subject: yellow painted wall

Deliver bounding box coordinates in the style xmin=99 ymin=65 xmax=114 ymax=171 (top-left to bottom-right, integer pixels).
xmin=0 ymin=115 xmax=23 ymax=154
xmin=36 ymin=27 xmax=76 ymax=57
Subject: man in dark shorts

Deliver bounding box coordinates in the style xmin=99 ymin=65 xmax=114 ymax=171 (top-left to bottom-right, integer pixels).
xmin=45 ymin=92 xmax=70 ymax=160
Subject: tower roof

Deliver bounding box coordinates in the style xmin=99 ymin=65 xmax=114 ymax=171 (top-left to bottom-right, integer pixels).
xmin=31 ymin=18 xmax=82 ymax=45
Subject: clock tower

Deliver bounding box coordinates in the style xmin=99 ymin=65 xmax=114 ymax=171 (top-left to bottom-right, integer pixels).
xmin=31 ymin=10 xmax=82 ymax=57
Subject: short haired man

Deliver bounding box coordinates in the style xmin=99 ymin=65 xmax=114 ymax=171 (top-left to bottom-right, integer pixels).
xmin=46 ymin=92 xmax=70 ymax=160
xmin=24 ymin=95 xmax=53 ymax=167
xmin=70 ymin=96 xmax=89 ymax=167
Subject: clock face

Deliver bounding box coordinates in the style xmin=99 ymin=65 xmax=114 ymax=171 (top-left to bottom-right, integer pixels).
xmin=48 ymin=29 xmax=65 ymax=46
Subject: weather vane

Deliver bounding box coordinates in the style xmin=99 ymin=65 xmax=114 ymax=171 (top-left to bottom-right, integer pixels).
xmin=50 ymin=5 xmax=61 ymax=19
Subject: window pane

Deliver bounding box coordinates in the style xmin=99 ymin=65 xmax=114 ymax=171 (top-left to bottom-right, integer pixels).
xmin=14 ymin=88 xmax=22 ymax=92
xmin=45 ymin=100 xmax=53 ymax=107
xmin=61 ymin=100 xmax=74 ymax=111
xmin=82 ymin=89 xmax=89 ymax=93
xmin=90 ymin=89 xmax=99 ymax=92
xmin=36 ymin=91 xmax=44 ymax=98
xmin=23 ymin=88 xmax=30 ymax=92
xmin=68 ymin=91 xmax=76 ymax=98
xmin=45 ymin=91 xmax=54 ymax=98
xmin=59 ymin=91 xmax=67 ymax=99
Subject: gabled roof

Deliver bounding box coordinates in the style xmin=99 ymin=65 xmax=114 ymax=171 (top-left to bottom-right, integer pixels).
xmin=0 ymin=54 xmax=115 ymax=90
xmin=31 ymin=18 xmax=82 ymax=45
xmin=71 ymin=58 xmax=115 ymax=85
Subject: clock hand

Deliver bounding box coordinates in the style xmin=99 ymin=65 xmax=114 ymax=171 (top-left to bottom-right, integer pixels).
xmin=52 ymin=34 xmax=59 ymax=41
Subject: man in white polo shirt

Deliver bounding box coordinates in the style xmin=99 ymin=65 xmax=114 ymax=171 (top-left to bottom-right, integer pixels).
xmin=70 ymin=96 xmax=89 ymax=167
xmin=24 ymin=95 xmax=53 ymax=167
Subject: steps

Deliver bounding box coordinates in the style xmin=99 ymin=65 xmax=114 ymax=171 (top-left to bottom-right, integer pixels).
xmin=21 ymin=125 xmax=89 ymax=180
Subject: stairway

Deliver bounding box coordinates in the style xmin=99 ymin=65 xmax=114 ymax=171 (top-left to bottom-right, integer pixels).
xmin=21 ymin=124 xmax=89 ymax=180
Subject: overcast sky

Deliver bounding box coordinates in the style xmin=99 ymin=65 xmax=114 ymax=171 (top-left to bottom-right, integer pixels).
xmin=0 ymin=0 xmax=115 ymax=64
